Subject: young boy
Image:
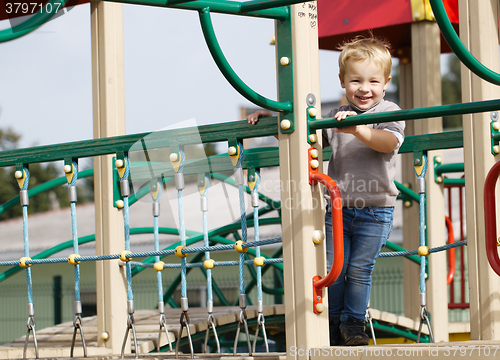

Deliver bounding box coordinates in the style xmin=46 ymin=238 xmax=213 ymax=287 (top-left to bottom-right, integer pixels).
xmin=247 ymin=36 xmax=404 ymax=346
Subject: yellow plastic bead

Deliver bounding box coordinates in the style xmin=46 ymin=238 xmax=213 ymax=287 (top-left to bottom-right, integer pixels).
xmin=204 ymin=259 xmax=215 ymax=269
xmin=119 ymin=250 xmax=132 ymax=262
xmin=418 ymin=246 xmax=429 ymax=257
xmin=254 ymin=256 xmax=265 ymax=267
xmin=234 ymin=240 xmax=248 ymax=253
xmin=404 ymin=201 xmax=412 ymax=208
xmin=68 ymin=254 xmax=81 ymax=265
xmin=154 ymin=261 xmax=165 ymax=271
xmin=436 ymin=176 xmax=443 ymax=183
xmin=19 ymin=257 xmax=31 ymax=268
xmin=175 ymin=246 xmax=187 ymax=258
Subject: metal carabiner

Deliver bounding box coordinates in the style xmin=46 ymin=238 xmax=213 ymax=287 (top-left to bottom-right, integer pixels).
xmin=121 ymin=313 xmax=138 ymax=359
xmin=70 ymin=314 xmax=87 ymax=357
xmin=252 ymin=312 xmax=269 ymax=353
xmin=175 ymin=311 xmax=194 ymax=359
xmin=417 ymin=306 xmax=434 ymax=343
xmin=23 ymin=315 xmax=38 ymax=359
xmin=158 ymin=312 xmax=172 ymax=352
xmin=233 ymin=309 xmax=252 ymax=355
xmin=204 ymin=313 xmax=220 ymax=353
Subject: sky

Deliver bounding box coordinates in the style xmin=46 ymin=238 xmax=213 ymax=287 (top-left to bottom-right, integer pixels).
xmin=0 ymin=4 xmax=344 ymax=151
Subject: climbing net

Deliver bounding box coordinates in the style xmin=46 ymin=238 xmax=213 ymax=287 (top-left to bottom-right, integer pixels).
xmin=0 ymin=143 xmax=283 ymax=359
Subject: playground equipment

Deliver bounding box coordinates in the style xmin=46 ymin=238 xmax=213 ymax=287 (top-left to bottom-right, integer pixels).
xmin=0 ymin=0 xmax=500 ymax=359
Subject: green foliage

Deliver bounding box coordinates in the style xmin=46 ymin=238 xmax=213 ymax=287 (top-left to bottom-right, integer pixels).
xmin=442 ymin=54 xmax=462 ymax=129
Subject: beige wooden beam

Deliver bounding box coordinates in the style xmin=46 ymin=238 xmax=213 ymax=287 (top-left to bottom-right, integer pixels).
xmin=458 ymin=0 xmax=500 ymax=340
xmin=91 ymin=1 xmax=128 ymax=353
xmin=279 ymin=3 xmax=328 ymax=359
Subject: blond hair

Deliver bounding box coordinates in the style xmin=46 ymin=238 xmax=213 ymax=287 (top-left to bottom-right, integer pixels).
xmin=338 ymin=36 xmax=392 ymax=80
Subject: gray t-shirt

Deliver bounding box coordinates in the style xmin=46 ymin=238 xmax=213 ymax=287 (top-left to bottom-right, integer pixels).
xmin=322 ymin=99 xmax=405 ymax=208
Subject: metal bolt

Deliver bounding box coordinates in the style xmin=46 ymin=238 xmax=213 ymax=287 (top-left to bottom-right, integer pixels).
xmin=306 ymin=93 xmax=316 ymax=106
xmin=414 ymin=158 xmax=421 ymax=166
xmin=491 ymin=111 xmax=499 ymax=121
xmin=316 ymin=296 xmax=321 ymax=301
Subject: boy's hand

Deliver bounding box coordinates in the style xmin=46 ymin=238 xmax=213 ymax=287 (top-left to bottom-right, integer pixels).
xmin=334 ymin=110 xmax=357 ymax=120
xmin=247 ymin=110 xmax=273 ymax=124
xmin=334 ymin=110 xmax=358 ymax=134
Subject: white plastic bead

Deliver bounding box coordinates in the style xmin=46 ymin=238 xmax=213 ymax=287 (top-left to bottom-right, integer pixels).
xmin=308 ymin=107 xmax=317 ymax=117
xmin=315 ymin=303 xmax=325 ymax=313
xmin=310 ymin=159 xmax=319 ymax=169
xmin=310 ymin=149 xmax=319 ymax=159
xmin=64 ymin=164 xmax=72 ymax=173
xmin=115 ymin=159 xmax=124 ymax=168
xmin=169 ymin=153 xmax=178 ymax=162
xmin=15 ymin=170 xmax=23 ymax=179
xmin=115 ymin=200 xmax=124 ymax=209
xmin=228 ymin=146 xmax=237 ymax=156
xmin=309 ymin=134 xmax=318 ymax=143
xmin=280 ymin=57 xmax=290 ymax=66
xmin=312 ymin=230 xmax=325 ymax=244
xmin=280 ymin=119 xmax=291 ymax=130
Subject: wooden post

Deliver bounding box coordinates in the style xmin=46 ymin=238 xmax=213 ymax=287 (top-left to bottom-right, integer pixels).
xmin=401 ymin=20 xmax=448 ymax=341
xmin=91 ymin=1 xmax=128 ymax=353
xmin=459 ymin=0 xmax=500 ymax=340
xmin=279 ymin=3 xmax=328 ymax=359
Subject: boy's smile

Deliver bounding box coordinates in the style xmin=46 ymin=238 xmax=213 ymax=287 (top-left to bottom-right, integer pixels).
xmin=339 ymin=59 xmax=391 ymax=111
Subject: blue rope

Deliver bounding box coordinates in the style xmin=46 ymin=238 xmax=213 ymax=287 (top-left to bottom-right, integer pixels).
xmin=252 ymin=171 xmax=263 ymax=303
xmin=151 ymin=181 xmax=164 ymax=305
xmin=235 ymin=142 xmax=247 ymax=295
xmin=130 ymin=258 xmax=284 ymax=269
xmin=68 ymin=162 xmax=81 ymax=302
xmin=199 ymin=176 xmax=213 ymax=304
xmin=119 ymin=157 xmax=133 ymax=302
xmin=414 ymin=155 xmax=428 ymax=294
xmin=20 ymin=168 xmax=33 ymax=305
xmin=176 ymin=149 xmax=188 ymax=299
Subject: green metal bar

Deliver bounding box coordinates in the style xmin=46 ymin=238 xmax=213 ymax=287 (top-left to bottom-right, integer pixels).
xmin=199 ymin=8 xmax=292 ymax=112
xmin=399 ymin=131 xmax=463 ymax=153
xmin=0 ymin=168 xmax=94 ymax=215
xmin=97 ymin=0 xmax=289 ymax=19
xmin=444 ymin=178 xmax=464 ymax=186
xmin=429 ymin=0 xmax=500 ymax=86
xmin=240 ymin=0 xmax=303 ymax=12
xmin=435 ymin=162 xmax=464 ymax=176
xmin=394 ymin=181 xmax=420 ymax=203
xmin=493 ymin=133 xmax=500 ymax=142
xmin=0 ymin=117 xmax=278 ymax=167
xmin=0 ymin=0 xmax=69 ymax=43
xmin=309 ymin=100 xmax=500 ymax=131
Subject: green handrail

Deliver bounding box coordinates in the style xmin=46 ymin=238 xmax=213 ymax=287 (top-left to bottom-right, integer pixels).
xmin=435 ymin=162 xmax=464 ymax=176
xmin=384 ymin=241 xmax=421 ymax=265
xmin=102 ymin=0 xmax=289 ymax=19
xmin=429 ymin=0 xmax=500 ymax=86
xmin=199 ymin=7 xmax=292 ymax=112
xmin=309 ymin=99 xmax=500 ymax=131
xmin=0 ymin=0 xmax=69 ymax=42
xmin=0 ymin=117 xmax=278 ymax=167
xmin=240 ymin=0 xmax=304 ymax=12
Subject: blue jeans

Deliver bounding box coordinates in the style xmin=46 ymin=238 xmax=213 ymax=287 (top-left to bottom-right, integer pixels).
xmin=325 ymin=206 xmax=394 ymax=322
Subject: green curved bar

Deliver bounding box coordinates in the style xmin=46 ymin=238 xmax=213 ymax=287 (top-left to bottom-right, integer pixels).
xmin=429 ymin=0 xmax=500 ymax=86
xmin=369 ymin=320 xmax=430 ymax=343
xmin=240 ymin=0 xmax=302 ymax=13
xmin=198 ymin=7 xmax=292 ymax=112
xmin=384 ymin=241 xmax=421 ymax=265
xmin=0 ymin=0 xmax=69 ymax=42
xmin=394 ymin=180 xmax=420 ymax=203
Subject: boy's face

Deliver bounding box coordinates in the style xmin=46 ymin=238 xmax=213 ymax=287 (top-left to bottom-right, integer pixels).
xmin=339 ymin=59 xmax=391 ymax=111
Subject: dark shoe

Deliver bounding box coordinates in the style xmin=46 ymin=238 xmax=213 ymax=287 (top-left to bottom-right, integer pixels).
xmin=329 ymin=319 xmax=342 ymax=346
xmin=340 ymin=316 xmax=369 ymax=346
